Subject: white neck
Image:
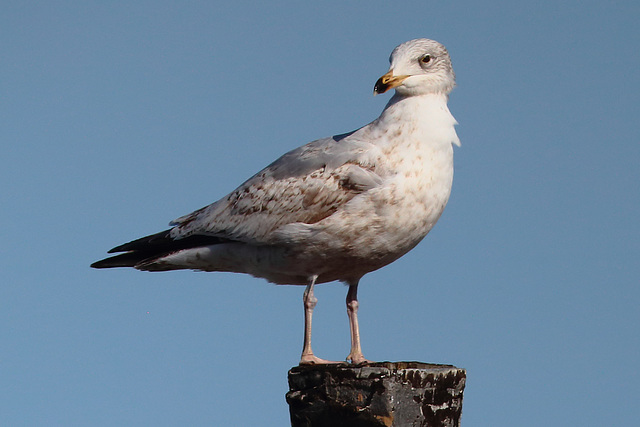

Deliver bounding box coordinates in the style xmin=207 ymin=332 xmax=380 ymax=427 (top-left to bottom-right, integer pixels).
xmin=373 ymin=93 xmax=460 ymax=147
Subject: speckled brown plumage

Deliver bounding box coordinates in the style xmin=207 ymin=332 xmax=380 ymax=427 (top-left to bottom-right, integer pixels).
xmin=92 ymin=39 xmax=460 ymax=365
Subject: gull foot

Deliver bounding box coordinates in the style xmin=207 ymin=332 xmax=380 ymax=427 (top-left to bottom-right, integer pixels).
xmin=346 ymin=352 xmax=373 ymax=365
xmin=299 ymin=354 xmax=346 ymax=365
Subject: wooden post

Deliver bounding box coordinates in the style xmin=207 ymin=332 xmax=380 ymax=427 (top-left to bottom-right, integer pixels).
xmin=286 ymin=362 xmax=466 ymax=427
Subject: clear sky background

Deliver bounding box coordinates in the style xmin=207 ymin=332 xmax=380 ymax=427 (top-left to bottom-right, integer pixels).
xmin=1 ymin=1 xmax=638 ymax=425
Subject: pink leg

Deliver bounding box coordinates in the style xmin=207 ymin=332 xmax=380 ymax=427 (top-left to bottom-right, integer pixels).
xmin=299 ymin=276 xmax=343 ymax=365
xmin=346 ymin=281 xmax=372 ymax=364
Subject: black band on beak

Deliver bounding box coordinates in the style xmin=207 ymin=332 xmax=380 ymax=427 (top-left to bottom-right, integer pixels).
xmin=374 ymin=77 xmax=390 ymax=95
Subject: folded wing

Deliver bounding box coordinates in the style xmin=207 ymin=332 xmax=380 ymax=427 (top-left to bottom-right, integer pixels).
xmin=92 ymin=131 xmax=385 ymax=269
xmin=169 ymin=133 xmax=384 ymax=244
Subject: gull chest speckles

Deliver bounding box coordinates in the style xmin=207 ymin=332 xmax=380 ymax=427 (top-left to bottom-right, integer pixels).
xmin=92 ymin=38 xmax=461 ymax=365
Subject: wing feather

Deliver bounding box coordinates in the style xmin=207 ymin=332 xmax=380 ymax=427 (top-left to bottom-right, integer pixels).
xmin=170 ymin=132 xmax=385 ymax=243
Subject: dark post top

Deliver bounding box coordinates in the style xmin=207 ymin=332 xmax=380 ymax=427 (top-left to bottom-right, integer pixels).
xmin=286 ymin=362 xmax=466 ymax=427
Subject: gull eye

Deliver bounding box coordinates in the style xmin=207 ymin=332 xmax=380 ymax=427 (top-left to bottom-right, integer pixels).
xmin=420 ymin=54 xmax=432 ymax=64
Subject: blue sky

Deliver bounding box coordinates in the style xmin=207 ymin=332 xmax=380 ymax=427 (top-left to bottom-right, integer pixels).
xmin=1 ymin=1 xmax=638 ymax=425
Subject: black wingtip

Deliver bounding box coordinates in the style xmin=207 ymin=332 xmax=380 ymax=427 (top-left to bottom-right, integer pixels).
xmin=91 ymin=252 xmax=142 ymax=269
xmin=92 ymin=229 xmax=232 ymax=270
xmin=106 ymin=229 xmax=173 ymax=253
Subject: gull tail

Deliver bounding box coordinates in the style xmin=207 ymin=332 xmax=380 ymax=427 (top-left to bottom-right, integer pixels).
xmin=91 ymin=229 xmax=229 ymax=270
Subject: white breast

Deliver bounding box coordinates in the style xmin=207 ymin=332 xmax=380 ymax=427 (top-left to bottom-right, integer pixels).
xmin=275 ymin=93 xmax=459 ymax=279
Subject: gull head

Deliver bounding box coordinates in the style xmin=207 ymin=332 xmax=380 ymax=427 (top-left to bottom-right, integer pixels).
xmin=374 ymin=39 xmax=455 ymax=97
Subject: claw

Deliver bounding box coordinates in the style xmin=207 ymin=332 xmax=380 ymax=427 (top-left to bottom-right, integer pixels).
xmin=346 ymin=352 xmax=373 ymax=365
xmin=300 ymin=354 xmax=346 ymax=365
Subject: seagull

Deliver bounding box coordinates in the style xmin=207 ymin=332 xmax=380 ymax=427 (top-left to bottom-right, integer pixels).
xmin=92 ymin=38 xmax=460 ymax=365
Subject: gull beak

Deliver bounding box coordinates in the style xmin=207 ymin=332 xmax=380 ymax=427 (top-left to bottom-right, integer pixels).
xmin=374 ymin=70 xmax=410 ymax=95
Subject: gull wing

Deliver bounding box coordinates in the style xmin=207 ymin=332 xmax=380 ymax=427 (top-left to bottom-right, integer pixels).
xmin=170 ymin=131 xmax=384 ymax=244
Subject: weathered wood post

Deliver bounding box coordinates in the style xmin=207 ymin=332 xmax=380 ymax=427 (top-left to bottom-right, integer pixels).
xmin=286 ymin=362 xmax=466 ymax=427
